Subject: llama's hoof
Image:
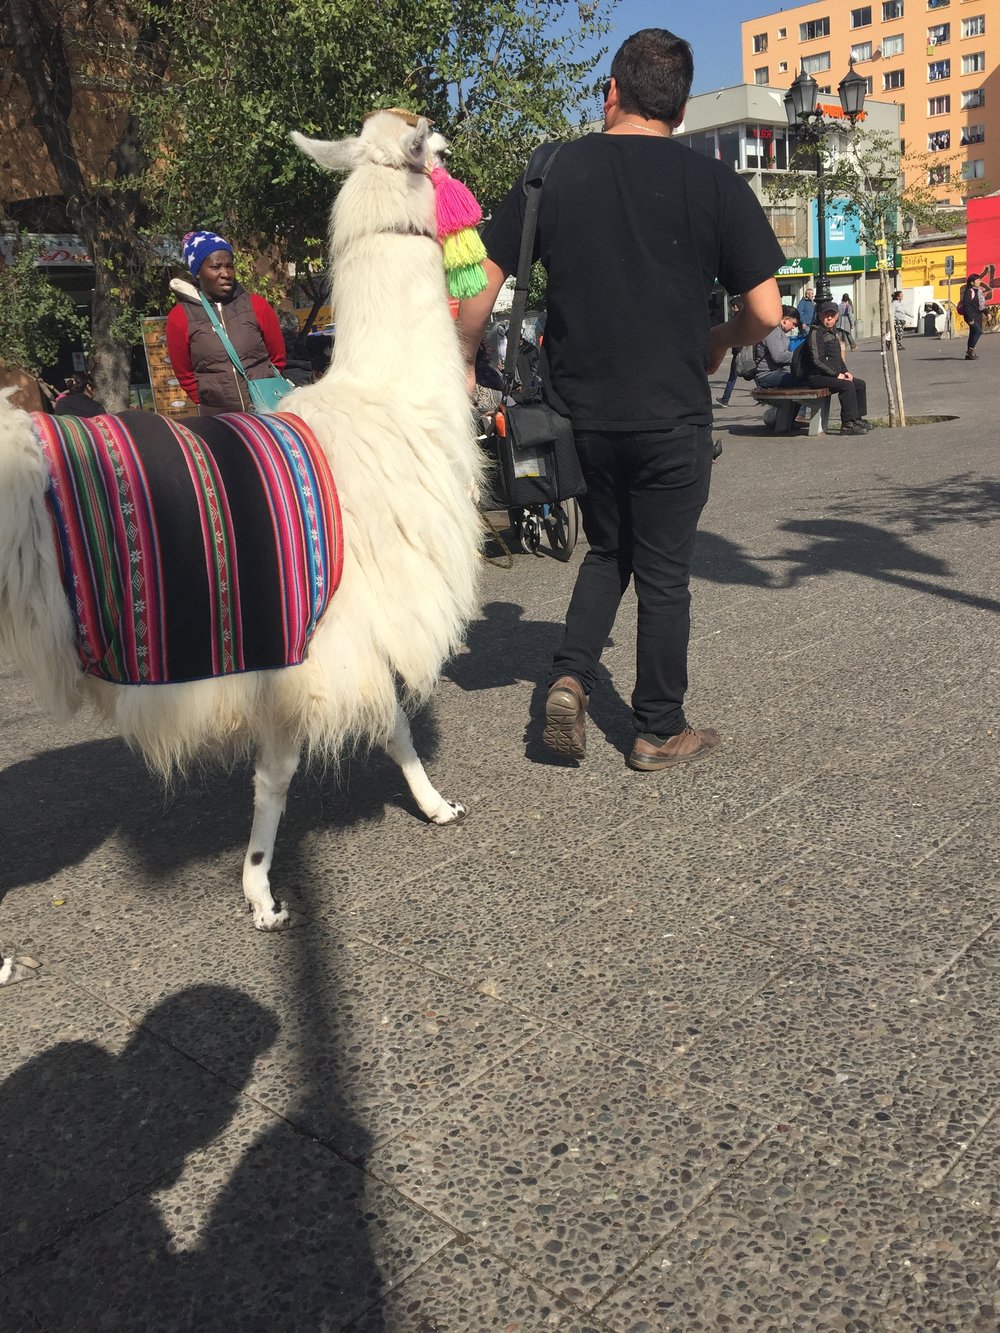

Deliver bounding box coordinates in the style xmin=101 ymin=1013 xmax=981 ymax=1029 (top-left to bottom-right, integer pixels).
xmin=252 ymin=902 xmax=292 ymax=932
xmin=0 ymin=955 xmax=40 ymax=985
xmin=430 ymin=800 xmax=467 ymax=826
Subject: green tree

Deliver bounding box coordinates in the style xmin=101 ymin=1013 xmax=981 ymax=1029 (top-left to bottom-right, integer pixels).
xmin=3 ymin=0 xmax=612 ymax=406
xmin=0 ymin=232 xmax=88 ymax=377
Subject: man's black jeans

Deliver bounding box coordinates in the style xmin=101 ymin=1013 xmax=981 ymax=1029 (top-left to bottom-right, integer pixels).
xmin=806 ymin=373 xmax=867 ymax=422
xmin=549 ymin=426 xmax=714 ymax=740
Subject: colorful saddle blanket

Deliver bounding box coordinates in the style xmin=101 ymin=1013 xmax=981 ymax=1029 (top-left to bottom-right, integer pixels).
xmin=34 ymin=410 xmax=343 ymax=685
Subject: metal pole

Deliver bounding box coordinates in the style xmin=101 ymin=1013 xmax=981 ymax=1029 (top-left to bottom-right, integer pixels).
xmin=814 ymin=136 xmax=831 ymax=305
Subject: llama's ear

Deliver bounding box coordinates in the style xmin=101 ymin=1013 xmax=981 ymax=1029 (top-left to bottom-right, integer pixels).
xmin=401 ymin=117 xmax=432 ymax=169
xmin=290 ymin=130 xmax=358 ymax=173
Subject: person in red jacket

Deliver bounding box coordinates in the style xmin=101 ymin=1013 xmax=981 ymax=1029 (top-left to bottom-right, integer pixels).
xmin=165 ymin=230 xmax=285 ymax=415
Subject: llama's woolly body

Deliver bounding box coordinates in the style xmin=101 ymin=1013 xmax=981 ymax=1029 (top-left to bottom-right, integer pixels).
xmin=0 ymin=112 xmax=483 ymax=954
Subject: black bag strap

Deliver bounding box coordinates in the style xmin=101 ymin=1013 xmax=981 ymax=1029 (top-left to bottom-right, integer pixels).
xmin=502 ymin=142 xmax=562 ymax=400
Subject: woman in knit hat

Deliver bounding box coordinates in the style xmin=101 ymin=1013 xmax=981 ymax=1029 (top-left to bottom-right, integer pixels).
xmin=164 ymin=230 xmax=286 ymax=415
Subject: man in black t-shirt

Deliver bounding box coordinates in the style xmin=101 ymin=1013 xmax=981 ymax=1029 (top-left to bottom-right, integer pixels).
xmin=457 ymin=28 xmax=783 ymax=771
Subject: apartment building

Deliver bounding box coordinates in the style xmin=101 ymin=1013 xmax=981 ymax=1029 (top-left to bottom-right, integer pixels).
xmin=741 ymin=0 xmax=998 ymax=205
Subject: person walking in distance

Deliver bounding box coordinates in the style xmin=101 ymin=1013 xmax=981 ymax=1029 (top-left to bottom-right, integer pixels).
xmin=457 ymin=28 xmax=783 ymax=770
xmin=806 ymin=302 xmax=871 ymax=435
xmin=836 ymin=292 xmax=857 ymax=350
xmin=796 ymin=287 xmax=816 ymax=332
xmin=962 ymin=272 xmax=986 ymax=360
xmin=715 ymin=296 xmax=742 ymax=407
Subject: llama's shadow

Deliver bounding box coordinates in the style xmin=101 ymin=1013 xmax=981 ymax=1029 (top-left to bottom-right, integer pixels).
xmin=0 ymin=710 xmax=444 ymax=903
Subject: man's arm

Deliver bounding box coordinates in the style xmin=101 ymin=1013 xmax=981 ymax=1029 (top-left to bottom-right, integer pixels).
xmin=708 ymin=277 xmax=781 ymax=374
xmin=456 ymin=259 xmax=510 ymax=392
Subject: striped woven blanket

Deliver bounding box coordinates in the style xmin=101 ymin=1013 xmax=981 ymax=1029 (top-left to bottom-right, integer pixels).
xmin=34 ymin=410 xmax=343 ymax=685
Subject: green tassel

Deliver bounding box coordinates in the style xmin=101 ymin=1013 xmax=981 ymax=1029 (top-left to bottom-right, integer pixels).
xmin=446 ymin=262 xmax=488 ymax=299
xmin=442 ymin=227 xmax=487 ymax=270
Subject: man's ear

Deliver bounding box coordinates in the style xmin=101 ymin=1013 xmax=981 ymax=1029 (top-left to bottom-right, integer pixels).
xmin=670 ymin=103 xmax=687 ymax=130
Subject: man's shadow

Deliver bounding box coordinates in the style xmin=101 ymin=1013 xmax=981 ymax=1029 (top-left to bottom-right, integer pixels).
xmin=1 ymin=980 xmax=388 ymax=1331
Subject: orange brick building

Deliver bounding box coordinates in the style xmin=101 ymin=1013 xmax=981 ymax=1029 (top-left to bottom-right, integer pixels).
xmin=741 ymin=0 xmax=998 ymax=205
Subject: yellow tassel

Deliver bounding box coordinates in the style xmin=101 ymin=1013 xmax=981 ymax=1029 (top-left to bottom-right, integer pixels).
xmin=442 ymin=227 xmax=487 ymax=271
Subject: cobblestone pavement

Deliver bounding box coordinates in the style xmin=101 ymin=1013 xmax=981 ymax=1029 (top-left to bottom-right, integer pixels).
xmin=1 ymin=331 xmax=997 ymax=1331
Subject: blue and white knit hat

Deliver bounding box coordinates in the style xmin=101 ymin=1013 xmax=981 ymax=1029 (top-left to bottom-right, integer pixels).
xmin=182 ymin=230 xmax=233 ymax=276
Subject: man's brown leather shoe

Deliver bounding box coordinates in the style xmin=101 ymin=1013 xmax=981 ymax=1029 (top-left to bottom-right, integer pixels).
xmin=543 ymin=675 xmax=588 ymax=760
xmin=626 ymin=726 xmax=721 ymax=772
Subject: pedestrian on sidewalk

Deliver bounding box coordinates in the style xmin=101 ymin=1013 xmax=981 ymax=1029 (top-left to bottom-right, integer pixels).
xmin=962 ymin=273 xmax=986 ymax=360
xmin=836 ymin=293 xmax=857 ymax=350
xmin=53 ymin=372 xmax=105 ymax=417
xmin=806 ymin=302 xmax=872 ymax=435
xmin=457 ymin=26 xmax=783 ymax=771
xmin=716 ymin=296 xmax=742 ymax=406
xmin=796 ymin=287 xmax=815 ymax=331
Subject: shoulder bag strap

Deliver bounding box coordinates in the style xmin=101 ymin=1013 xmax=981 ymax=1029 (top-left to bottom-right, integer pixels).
xmin=502 ymin=142 xmax=562 ymax=399
xmin=197 ymin=291 xmax=250 ymax=381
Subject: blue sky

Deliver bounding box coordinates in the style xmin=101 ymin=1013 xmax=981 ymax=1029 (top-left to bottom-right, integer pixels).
xmin=585 ymin=0 xmax=775 ymax=95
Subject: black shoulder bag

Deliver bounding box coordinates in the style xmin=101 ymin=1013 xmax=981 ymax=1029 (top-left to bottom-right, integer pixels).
xmin=492 ymin=145 xmax=586 ymax=508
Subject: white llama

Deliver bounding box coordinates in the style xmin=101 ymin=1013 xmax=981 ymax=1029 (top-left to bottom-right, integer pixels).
xmin=0 ymin=113 xmax=483 ymax=984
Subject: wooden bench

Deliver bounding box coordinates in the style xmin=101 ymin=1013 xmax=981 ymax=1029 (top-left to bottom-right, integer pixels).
xmin=751 ymin=386 xmax=832 ymax=436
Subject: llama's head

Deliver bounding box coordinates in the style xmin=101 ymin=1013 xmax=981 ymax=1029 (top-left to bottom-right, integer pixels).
xmin=291 ymin=112 xmax=433 ymax=177
xmin=292 ymin=113 xmax=438 ymax=255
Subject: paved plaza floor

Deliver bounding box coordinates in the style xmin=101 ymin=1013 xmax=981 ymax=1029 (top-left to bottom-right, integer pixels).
xmin=1 ymin=331 xmax=997 ymax=1330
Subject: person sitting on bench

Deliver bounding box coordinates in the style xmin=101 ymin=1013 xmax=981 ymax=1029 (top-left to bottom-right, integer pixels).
xmin=806 ymin=302 xmax=872 ymax=436
xmin=753 ymin=307 xmax=801 ymax=389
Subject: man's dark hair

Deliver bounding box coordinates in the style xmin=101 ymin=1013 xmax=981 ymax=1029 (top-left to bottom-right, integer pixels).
xmin=781 ymin=305 xmax=799 ymax=321
xmin=610 ymin=28 xmax=694 ymax=124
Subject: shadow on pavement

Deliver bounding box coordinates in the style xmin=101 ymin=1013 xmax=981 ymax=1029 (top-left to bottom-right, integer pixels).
xmin=818 ymin=473 xmax=1000 ymax=536
xmin=1 ymin=969 xmax=388 ymax=1328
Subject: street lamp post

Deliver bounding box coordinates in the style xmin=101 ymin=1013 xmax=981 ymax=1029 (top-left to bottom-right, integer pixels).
xmin=784 ymin=60 xmax=868 ymax=309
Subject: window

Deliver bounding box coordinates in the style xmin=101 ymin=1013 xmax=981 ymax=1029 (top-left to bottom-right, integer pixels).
xmin=962 ymin=87 xmax=985 ymax=108
xmin=778 ymin=61 xmax=788 ymax=73
xmin=883 ymin=0 xmax=903 ymax=16
xmin=962 ymin=52 xmax=986 ymax=73
xmin=754 ymin=66 xmax=770 ymax=85
xmin=928 ymin=94 xmax=951 ymax=113
xmin=777 ymin=26 xmax=786 ymax=38
xmin=801 ymin=51 xmax=832 ymax=73
xmin=851 ymin=6 xmax=872 ymax=26
xmin=928 ymin=129 xmax=951 ymax=150
xmin=753 ymin=33 xmax=768 ymax=53
xmin=851 ymin=41 xmax=873 ymax=61
xmin=766 ymin=208 xmax=798 ymax=248
xmin=962 ymin=16 xmax=985 ymax=38
xmin=900 ymin=138 xmax=906 ymax=154
xmin=928 ymin=163 xmax=951 ymax=184
xmin=882 ymin=34 xmax=905 ymax=56
xmin=927 ymin=23 xmax=949 ymax=43
xmin=817 ymin=85 xmax=832 ymax=94
xmin=862 ymin=76 xmax=874 ymax=94
xmin=926 ymin=0 xmax=949 ymax=8
xmin=884 ymin=69 xmax=905 ymax=88
xmin=928 ymin=59 xmax=951 ymax=78
xmin=961 ymin=123 xmax=985 ymax=144
xmin=800 ymin=17 xmax=830 ymax=40
xmin=962 ymin=159 xmax=985 ymax=180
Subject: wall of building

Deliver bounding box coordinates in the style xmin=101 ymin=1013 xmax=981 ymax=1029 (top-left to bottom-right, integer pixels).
xmin=900 ymin=237 xmax=967 ymax=299
xmin=741 ymin=0 xmax=998 ymax=207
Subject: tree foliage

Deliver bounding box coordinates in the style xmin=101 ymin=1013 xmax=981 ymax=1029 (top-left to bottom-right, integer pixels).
xmin=3 ymin=0 xmax=612 ymax=401
xmin=0 ymin=233 xmax=88 ymax=376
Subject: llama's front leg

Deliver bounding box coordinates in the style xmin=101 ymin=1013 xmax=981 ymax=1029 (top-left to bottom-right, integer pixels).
xmin=243 ymin=733 xmax=301 ymax=931
xmin=384 ymin=704 xmax=466 ymax=825
xmin=0 ymin=953 xmax=39 ymax=985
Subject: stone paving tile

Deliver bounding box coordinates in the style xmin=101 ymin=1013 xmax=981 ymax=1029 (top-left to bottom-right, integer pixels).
xmin=593 ymin=1125 xmax=1000 ymax=1333
xmin=0 ymin=976 xmax=278 ymax=1277
xmin=346 ymin=1240 xmax=585 ymax=1332
xmin=471 ymin=915 xmax=796 ymax=1061
xmin=6 ymin=1113 xmax=455 ymax=1333
xmin=369 ymin=1030 xmax=771 ymax=1310
xmin=673 ymin=959 xmax=1000 ymax=1187
xmin=702 ymin=853 xmax=997 ymax=988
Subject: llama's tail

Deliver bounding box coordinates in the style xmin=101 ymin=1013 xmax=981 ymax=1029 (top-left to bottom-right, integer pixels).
xmin=0 ymin=390 xmax=81 ymax=719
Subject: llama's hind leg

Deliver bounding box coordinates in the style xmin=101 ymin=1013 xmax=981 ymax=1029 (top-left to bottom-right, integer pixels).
xmin=243 ymin=732 xmax=301 ymax=931
xmin=384 ymin=704 xmax=466 ymax=825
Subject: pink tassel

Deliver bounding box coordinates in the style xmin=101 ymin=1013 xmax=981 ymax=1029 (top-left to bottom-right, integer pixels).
xmin=430 ymin=166 xmax=482 ymax=239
